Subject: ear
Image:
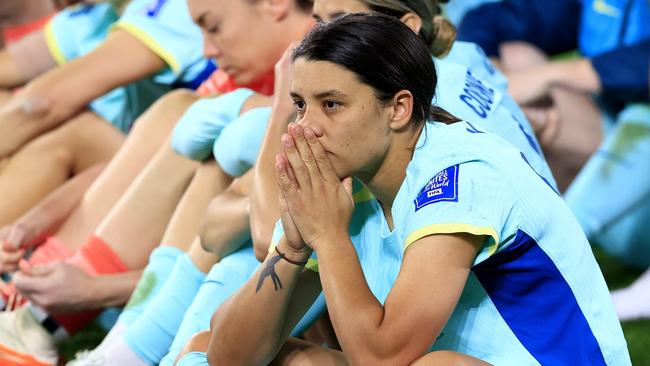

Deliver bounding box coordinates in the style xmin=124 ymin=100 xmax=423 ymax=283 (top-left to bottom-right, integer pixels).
xmin=261 ymin=0 xmax=291 ymax=21
xmin=400 ymin=12 xmax=422 ymax=34
xmin=388 ymin=90 xmax=414 ymax=130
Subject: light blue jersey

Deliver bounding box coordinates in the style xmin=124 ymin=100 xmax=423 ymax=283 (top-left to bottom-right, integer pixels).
xmin=43 ymin=0 xmax=214 ymax=132
xmin=271 ymin=122 xmax=629 ymax=365
xmin=115 ymin=0 xmax=214 ymax=88
xmin=45 ymin=3 xmax=119 ymax=63
xmin=443 ymin=40 xmax=508 ymax=91
xmin=433 ymin=58 xmax=555 ymax=187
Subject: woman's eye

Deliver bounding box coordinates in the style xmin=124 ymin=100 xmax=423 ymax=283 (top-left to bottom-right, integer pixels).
xmin=205 ymin=24 xmax=219 ymax=34
xmin=324 ymin=101 xmax=341 ymax=110
xmin=293 ymin=100 xmax=306 ymax=111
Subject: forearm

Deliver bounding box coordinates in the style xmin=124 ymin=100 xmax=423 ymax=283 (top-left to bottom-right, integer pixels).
xmin=0 ymin=29 xmax=165 ymax=155
xmin=250 ymin=104 xmax=295 ymax=250
xmin=86 ymin=270 xmax=142 ymax=309
xmin=315 ymin=237 xmax=400 ymax=364
xmin=208 ymin=238 xmax=310 ymax=366
xmin=14 ymin=164 xmax=104 ymax=244
xmin=0 ymin=49 xmax=26 ymax=88
xmin=544 ymin=58 xmax=602 ymax=95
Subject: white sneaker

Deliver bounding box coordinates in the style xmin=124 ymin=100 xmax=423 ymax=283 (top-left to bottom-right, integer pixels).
xmin=66 ymin=350 xmax=106 ymax=366
xmin=611 ymin=269 xmax=650 ymax=321
xmin=0 ymin=307 xmax=58 ymax=366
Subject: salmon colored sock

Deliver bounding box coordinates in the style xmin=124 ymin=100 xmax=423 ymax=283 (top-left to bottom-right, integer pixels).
xmin=28 ymin=237 xmax=75 ymax=265
xmin=54 ymin=235 xmax=129 ymax=334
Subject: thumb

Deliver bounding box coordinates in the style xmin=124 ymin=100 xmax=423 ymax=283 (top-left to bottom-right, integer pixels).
xmin=20 ymin=261 xmax=56 ymax=277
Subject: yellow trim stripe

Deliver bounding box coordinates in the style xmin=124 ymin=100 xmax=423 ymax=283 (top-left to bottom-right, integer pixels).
xmin=404 ymin=223 xmax=500 ymax=256
xmin=44 ymin=21 xmax=67 ymax=65
xmin=305 ymin=259 xmax=319 ymax=272
xmin=113 ymin=21 xmax=180 ymax=72
xmin=353 ymin=186 xmax=375 ymax=204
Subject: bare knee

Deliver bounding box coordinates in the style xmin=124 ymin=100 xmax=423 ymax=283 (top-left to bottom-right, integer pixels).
xmin=18 ymin=125 xmax=74 ymax=168
xmin=130 ymin=89 xmax=199 ymax=136
xmin=411 ymin=351 xmax=491 ymax=366
xmin=176 ymin=331 xmax=212 ymax=363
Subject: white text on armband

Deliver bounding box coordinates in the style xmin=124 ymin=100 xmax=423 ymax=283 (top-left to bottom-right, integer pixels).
xmin=459 ymin=70 xmax=495 ymax=119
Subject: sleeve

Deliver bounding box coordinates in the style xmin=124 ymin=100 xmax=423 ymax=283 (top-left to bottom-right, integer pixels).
xmin=213 ymin=107 xmax=272 ymax=177
xmin=591 ymin=39 xmax=650 ymax=104
xmin=114 ymin=0 xmax=211 ymax=86
xmin=456 ymin=0 xmax=581 ymax=57
xmin=171 ymin=88 xmax=255 ymax=161
xmin=401 ymin=161 xmax=517 ymax=264
xmin=44 ymin=3 xmax=119 ymax=64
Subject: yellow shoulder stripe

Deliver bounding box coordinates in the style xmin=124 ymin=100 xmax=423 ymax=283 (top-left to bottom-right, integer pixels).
xmin=44 ymin=21 xmax=68 ymax=65
xmin=404 ymin=223 xmax=500 ymax=256
xmin=113 ymin=21 xmax=181 ymax=72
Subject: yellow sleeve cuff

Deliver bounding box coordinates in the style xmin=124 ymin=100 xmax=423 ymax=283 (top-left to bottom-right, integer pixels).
xmin=44 ymin=21 xmax=67 ymax=65
xmin=404 ymin=223 xmax=500 ymax=256
xmin=113 ymin=21 xmax=180 ymax=73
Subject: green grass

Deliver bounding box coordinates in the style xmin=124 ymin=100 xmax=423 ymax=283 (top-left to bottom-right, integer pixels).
xmin=594 ymin=248 xmax=650 ymax=365
xmin=59 ymin=248 xmax=650 ymax=364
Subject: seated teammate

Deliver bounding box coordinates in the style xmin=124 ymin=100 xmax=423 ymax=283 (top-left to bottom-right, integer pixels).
xmin=0 ymin=0 xmax=213 ymax=225
xmin=205 ymin=13 xmax=630 ymax=365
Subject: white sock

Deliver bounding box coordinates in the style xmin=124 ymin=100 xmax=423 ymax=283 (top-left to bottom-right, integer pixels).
xmin=611 ymin=269 xmax=650 ymax=321
xmin=96 ymin=322 xmax=128 ymax=353
xmin=102 ymin=336 xmax=149 ymax=366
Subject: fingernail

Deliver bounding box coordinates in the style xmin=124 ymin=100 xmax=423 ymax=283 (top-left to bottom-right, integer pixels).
xmin=304 ymin=127 xmax=315 ymax=140
xmin=294 ymin=125 xmax=304 ymax=137
xmin=282 ymin=134 xmax=294 ymax=147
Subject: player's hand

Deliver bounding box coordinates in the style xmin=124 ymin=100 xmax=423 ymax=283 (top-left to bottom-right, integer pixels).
xmin=276 ymin=123 xmax=354 ymax=251
xmin=272 ymin=42 xmax=300 ymax=119
xmin=507 ymin=66 xmax=553 ymax=105
xmin=0 ymin=223 xmax=35 ymax=273
xmin=13 ymin=261 xmax=94 ymax=313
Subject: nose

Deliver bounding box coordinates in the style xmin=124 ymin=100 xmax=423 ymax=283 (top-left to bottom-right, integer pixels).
xmin=202 ymin=35 xmax=222 ymax=59
xmin=297 ymin=108 xmax=324 ymax=137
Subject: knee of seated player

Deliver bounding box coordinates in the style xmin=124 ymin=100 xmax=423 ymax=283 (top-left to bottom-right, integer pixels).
xmin=130 ymin=89 xmax=199 ymax=141
xmin=411 ymin=350 xmax=491 ymax=366
xmin=18 ymin=124 xmax=74 ymax=168
xmin=177 ymin=331 xmax=212 ymax=362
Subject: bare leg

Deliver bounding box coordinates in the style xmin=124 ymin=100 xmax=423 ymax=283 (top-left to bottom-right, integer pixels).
xmin=88 ymin=140 xmax=200 ymax=269
xmin=0 ymin=89 xmax=12 ymax=106
xmin=52 ymin=90 xmax=198 ymax=251
xmin=543 ymin=86 xmax=602 ymax=191
xmin=500 ymin=42 xmax=603 ymax=191
xmin=160 ymin=160 xmax=234 ymax=253
xmin=272 ymin=338 xmax=348 ymax=366
xmin=175 ymin=330 xmax=212 ymax=364
xmin=412 ymin=351 xmax=492 ymax=366
xmin=0 ymin=111 xmax=123 ymax=225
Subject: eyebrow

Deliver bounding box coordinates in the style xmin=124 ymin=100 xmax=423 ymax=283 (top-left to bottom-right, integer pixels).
xmin=290 ymin=90 xmax=348 ymax=99
xmin=329 ymin=11 xmax=346 ymax=19
xmin=195 ymin=12 xmax=209 ymax=26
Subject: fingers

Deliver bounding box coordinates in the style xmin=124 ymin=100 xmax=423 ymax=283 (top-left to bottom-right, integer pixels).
xmin=0 ymin=242 xmax=26 ymax=272
xmin=275 ymin=154 xmax=300 ymax=206
xmin=288 ymin=124 xmax=323 ymax=186
xmin=12 ymin=271 xmax=41 ymax=294
xmin=282 ymin=132 xmax=312 ymax=193
xmin=303 ymin=126 xmax=340 ymax=183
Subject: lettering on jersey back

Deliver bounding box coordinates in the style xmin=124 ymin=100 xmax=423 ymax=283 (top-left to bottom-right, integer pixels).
xmin=414 ymin=165 xmax=459 ymax=211
xmin=143 ymin=0 xmax=168 ymax=17
xmin=459 ymin=70 xmax=495 ymax=119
